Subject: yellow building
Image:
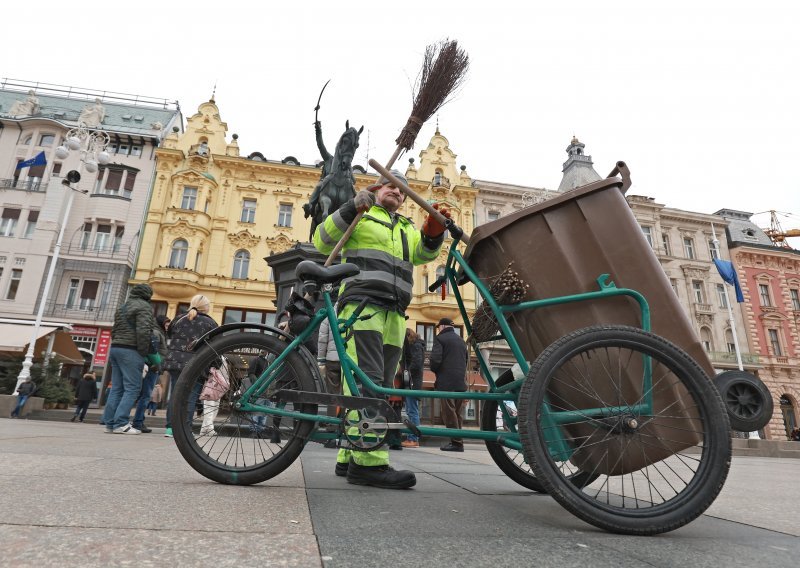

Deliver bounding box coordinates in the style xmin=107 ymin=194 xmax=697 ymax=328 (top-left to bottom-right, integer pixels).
xmin=131 ymin=99 xmax=476 ymax=336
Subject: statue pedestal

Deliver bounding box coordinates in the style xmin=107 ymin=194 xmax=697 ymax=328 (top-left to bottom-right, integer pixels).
xmin=265 ymin=242 xmax=336 ymax=315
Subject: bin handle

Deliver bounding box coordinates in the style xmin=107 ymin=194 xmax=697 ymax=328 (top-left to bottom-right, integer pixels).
xmin=607 ymin=161 xmax=631 ymax=193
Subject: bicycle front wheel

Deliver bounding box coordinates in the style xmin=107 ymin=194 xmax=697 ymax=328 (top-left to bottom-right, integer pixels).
xmin=518 ymin=325 xmax=731 ymax=535
xmin=171 ymin=332 xmax=319 ymax=485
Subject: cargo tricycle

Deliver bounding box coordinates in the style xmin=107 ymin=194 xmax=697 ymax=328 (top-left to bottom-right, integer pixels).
xmin=171 ymin=162 xmax=735 ymax=535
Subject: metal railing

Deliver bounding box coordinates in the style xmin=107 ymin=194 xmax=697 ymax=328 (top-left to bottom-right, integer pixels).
xmin=0 ymin=178 xmax=45 ymax=192
xmin=44 ymin=302 xmax=116 ymax=322
xmin=61 ymin=242 xmax=136 ymax=264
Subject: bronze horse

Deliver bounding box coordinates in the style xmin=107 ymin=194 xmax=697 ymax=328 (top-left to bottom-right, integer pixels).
xmin=304 ymin=121 xmax=363 ymax=241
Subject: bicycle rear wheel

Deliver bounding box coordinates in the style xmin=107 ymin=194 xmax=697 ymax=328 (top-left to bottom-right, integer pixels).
xmin=518 ymin=325 xmax=731 ymax=535
xmin=171 ymin=332 xmax=319 ymax=485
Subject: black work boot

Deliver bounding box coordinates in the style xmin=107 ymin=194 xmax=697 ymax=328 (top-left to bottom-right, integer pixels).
xmin=346 ymin=461 xmax=416 ymax=489
xmin=335 ymin=461 xmax=349 ymax=477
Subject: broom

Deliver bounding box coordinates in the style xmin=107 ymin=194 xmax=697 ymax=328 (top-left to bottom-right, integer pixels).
xmin=324 ymin=39 xmax=470 ymax=266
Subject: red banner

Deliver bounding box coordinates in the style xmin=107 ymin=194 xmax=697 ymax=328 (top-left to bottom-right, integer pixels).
xmin=94 ymin=329 xmax=112 ymax=366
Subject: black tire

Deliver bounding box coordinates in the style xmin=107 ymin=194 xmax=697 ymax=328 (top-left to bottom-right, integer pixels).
xmin=713 ymin=370 xmax=774 ymax=432
xmin=518 ymin=325 xmax=731 ymax=536
xmin=171 ymin=332 xmax=319 ymax=485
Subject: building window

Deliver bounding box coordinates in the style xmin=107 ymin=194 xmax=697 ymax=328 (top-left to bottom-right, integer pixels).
xmin=23 ymin=210 xmax=38 ymax=238
xmin=716 ymin=284 xmax=728 ymax=308
xmin=105 ymin=169 xmax=123 ymax=194
xmin=790 ymin=289 xmax=800 ymax=311
xmin=169 ymin=239 xmax=188 ymax=269
xmin=692 ymin=280 xmax=704 ymax=303
xmin=151 ymin=301 xmax=168 ymax=319
xmin=39 ymin=134 xmax=55 ymax=147
xmin=417 ymin=323 xmax=437 ymax=351
xmin=662 ymin=234 xmax=671 ymax=256
xmin=759 ymin=283 xmax=771 ymax=307
xmin=277 ymin=204 xmax=292 ymax=227
xmin=0 ymin=208 xmax=21 ymax=237
xmin=94 ymin=224 xmax=111 ymax=251
xmin=241 ymin=199 xmax=256 ymax=223
xmin=487 ymin=211 xmax=500 ymax=222
xmin=670 ymin=278 xmax=679 ymax=296
xmin=708 ymin=239 xmax=719 ymax=260
xmin=223 ymin=308 xmax=276 ymax=327
xmin=66 ymin=278 xmax=80 ymax=308
xmin=683 ymin=237 xmax=695 ymax=260
xmin=131 ymin=145 xmax=143 ymax=157
xmin=768 ymin=329 xmax=783 ymax=357
xmin=21 ymin=135 xmax=31 ymax=146
xmin=123 ymin=171 xmax=136 ymax=198
xmin=435 ymin=265 xmax=451 ymax=295
xmin=194 ymin=251 xmax=202 ymax=271
xmin=725 ymin=329 xmax=735 ymax=353
xmin=79 ymin=280 xmax=99 ymax=310
xmin=232 ymin=250 xmax=250 ymax=279
xmin=52 ymin=162 xmax=62 ymax=176
xmin=113 ymin=226 xmax=124 ymax=253
xmin=700 ymin=327 xmax=713 ymax=352
xmin=100 ymin=280 xmax=113 ymax=308
xmin=181 ymin=187 xmax=198 ymax=210
xmin=80 ymin=223 xmax=92 ymax=250
xmin=6 ymin=269 xmax=22 ymax=300
xmin=641 ymin=226 xmax=653 ymax=247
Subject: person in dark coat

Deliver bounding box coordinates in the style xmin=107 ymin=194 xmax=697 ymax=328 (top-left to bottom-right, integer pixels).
xmin=71 ymin=373 xmax=98 ymax=422
xmin=131 ymin=315 xmax=169 ymax=433
xmin=101 ymin=283 xmax=157 ymax=434
xmin=163 ymin=295 xmax=218 ymax=438
xmin=401 ymin=329 xmax=425 ymax=447
xmin=430 ymin=317 xmax=468 ymax=452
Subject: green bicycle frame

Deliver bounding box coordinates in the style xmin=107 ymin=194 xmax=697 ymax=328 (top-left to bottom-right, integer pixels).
xmin=238 ymin=237 xmax=654 ymax=458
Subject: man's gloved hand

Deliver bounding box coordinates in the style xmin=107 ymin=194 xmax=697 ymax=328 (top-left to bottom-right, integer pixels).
xmin=422 ymin=203 xmax=451 ymax=237
xmin=354 ymin=189 xmax=376 ymax=212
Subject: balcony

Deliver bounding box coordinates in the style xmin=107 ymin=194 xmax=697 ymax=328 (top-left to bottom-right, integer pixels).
xmin=61 ymin=242 xmax=136 ymax=264
xmin=0 ymin=178 xmax=45 ymax=192
xmin=44 ymin=302 xmax=116 ymax=323
xmin=708 ymin=351 xmax=761 ymax=366
xmin=694 ymin=302 xmax=714 ymax=314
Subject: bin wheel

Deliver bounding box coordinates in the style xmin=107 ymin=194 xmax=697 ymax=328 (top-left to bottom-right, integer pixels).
xmin=171 ymin=332 xmax=318 ymax=486
xmin=482 ymin=389 xmax=598 ymax=493
xmin=518 ymin=325 xmax=731 ymax=535
xmin=713 ymin=370 xmax=774 ymax=432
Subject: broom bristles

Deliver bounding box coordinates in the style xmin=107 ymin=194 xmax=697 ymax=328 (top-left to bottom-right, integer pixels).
xmin=395 ymin=39 xmax=469 ymax=150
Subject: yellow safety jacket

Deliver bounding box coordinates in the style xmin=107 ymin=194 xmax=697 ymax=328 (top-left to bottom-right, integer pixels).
xmin=313 ymin=202 xmax=442 ymax=312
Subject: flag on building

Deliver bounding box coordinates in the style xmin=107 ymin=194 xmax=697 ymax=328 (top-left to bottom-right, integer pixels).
xmin=15 ymin=151 xmax=47 ymax=170
xmin=713 ymin=259 xmax=744 ymax=302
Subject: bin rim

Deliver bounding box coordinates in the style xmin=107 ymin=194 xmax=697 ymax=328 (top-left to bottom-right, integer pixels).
xmin=464 ymin=161 xmax=631 ymax=261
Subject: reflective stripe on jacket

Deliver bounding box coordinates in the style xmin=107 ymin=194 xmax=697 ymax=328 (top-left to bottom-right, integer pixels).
xmin=313 ymin=204 xmax=441 ymax=312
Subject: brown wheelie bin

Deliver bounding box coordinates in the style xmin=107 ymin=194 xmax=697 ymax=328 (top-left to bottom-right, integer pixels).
xmin=463 ymin=162 xmax=710 ymax=475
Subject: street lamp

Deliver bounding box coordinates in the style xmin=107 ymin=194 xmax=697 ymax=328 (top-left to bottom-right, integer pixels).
xmin=15 ymin=124 xmax=110 ymax=390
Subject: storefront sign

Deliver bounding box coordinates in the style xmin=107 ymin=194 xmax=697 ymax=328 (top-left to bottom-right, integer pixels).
xmin=94 ymin=329 xmax=112 ymax=366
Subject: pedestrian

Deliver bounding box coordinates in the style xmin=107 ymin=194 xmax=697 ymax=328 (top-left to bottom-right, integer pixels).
xmin=131 ymin=315 xmax=169 ymax=433
xmin=147 ymin=382 xmax=163 ymax=416
xmin=317 ymin=316 xmax=342 ymax=448
xmin=430 ymin=317 xmax=468 ymax=452
xmin=10 ymin=376 xmax=37 ymax=418
xmin=71 ymin=373 xmax=98 ymax=422
xmin=313 ymin=169 xmax=449 ymax=488
xmin=100 ymin=283 xmax=156 ymax=434
xmin=163 ymin=295 xmax=218 ymax=438
xmin=401 ymin=328 xmax=425 ymax=448
xmin=791 ymin=428 xmax=800 ymax=442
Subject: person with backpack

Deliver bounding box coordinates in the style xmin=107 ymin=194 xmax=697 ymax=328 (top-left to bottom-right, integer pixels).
xmin=131 ymin=315 xmax=169 ymax=433
xmin=163 ymin=295 xmax=218 ymax=438
xmin=101 ymin=283 xmax=157 ymax=434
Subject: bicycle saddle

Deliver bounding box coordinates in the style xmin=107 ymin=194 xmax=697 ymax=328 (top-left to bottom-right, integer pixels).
xmin=295 ymin=260 xmax=360 ymax=284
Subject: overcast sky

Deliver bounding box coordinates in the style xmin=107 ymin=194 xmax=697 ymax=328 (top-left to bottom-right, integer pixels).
xmin=4 ymin=1 xmax=798 ymax=243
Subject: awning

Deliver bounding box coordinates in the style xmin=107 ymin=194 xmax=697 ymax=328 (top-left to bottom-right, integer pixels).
xmin=0 ymin=324 xmax=83 ymax=364
xmin=0 ymin=324 xmax=57 ymax=352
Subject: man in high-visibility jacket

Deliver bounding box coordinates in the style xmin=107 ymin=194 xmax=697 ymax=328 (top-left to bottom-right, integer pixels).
xmin=313 ymin=169 xmax=449 ymax=489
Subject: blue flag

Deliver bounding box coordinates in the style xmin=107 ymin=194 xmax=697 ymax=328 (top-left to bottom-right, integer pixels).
xmin=713 ymin=259 xmax=744 ymax=303
xmin=15 ymin=151 xmax=47 ymax=170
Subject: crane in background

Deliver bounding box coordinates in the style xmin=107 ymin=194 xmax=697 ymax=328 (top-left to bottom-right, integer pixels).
xmin=760 ymin=210 xmax=800 ymax=249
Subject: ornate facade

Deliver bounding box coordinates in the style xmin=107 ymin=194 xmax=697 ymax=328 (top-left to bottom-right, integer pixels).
xmin=131 ymin=104 xmax=477 ymax=339
xmin=717 ymin=209 xmax=800 ymax=439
